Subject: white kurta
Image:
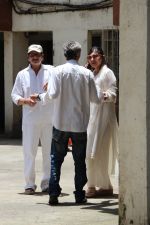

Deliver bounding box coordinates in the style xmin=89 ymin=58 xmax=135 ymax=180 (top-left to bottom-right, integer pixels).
xmin=86 ymin=65 xmax=118 ymax=189
xmin=11 ymin=64 xmax=54 ymax=191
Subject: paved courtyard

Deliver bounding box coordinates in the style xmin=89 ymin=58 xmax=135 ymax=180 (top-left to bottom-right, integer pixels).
xmin=0 ymin=138 xmax=118 ymax=225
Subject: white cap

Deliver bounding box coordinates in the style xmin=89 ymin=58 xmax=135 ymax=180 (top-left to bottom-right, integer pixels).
xmin=28 ymin=44 xmax=43 ymax=54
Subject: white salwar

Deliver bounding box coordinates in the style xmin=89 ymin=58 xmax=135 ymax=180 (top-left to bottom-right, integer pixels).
xmin=11 ymin=64 xmax=54 ymax=191
xmin=86 ymin=65 xmax=118 ymax=189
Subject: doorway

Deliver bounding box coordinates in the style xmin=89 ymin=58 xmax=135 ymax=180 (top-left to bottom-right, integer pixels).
xmin=0 ymin=32 xmax=4 ymax=134
xmin=27 ymin=31 xmax=53 ymax=65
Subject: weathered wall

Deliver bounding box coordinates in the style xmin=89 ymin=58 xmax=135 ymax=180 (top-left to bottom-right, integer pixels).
xmin=3 ymin=6 xmax=116 ymax=135
xmin=119 ymin=0 xmax=149 ymax=224
xmin=12 ymin=8 xmax=114 ymax=65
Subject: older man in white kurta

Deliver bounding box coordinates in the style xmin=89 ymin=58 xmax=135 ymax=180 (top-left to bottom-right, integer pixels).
xmin=11 ymin=44 xmax=53 ymax=194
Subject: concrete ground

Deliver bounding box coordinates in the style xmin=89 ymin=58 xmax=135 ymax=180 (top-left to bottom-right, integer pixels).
xmin=0 ymin=138 xmax=118 ymax=225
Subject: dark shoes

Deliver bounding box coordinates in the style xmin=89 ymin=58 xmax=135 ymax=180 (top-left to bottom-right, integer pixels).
xmin=75 ymin=197 xmax=87 ymax=204
xmin=49 ymin=196 xmax=59 ymax=205
xmin=74 ymin=190 xmax=87 ymax=204
xmin=48 ymin=195 xmax=87 ymax=205
xmin=49 ymin=190 xmax=87 ymax=205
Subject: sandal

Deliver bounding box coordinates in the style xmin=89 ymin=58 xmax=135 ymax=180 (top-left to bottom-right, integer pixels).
xmin=25 ymin=188 xmax=35 ymax=195
xmin=96 ymin=188 xmax=113 ymax=196
xmin=85 ymin=187 xmax=97 ymax=198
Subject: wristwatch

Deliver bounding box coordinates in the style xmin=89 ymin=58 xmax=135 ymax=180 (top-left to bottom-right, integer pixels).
xmin=36 ymin=94 xmax=41 ymax=101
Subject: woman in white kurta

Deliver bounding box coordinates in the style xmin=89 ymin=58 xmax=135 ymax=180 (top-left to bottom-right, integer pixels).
xmin=86 ymin=46 xmax=118 ymax=197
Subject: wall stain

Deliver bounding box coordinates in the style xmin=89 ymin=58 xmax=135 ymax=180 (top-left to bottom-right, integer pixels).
xmin=119 ymin=195 xmax=126 ymax=225
xmin=131 ymin=194 xmax=134 ymax=209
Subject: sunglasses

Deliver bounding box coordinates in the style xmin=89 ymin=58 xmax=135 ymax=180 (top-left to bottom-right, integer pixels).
xmin=28 ymin=52 xmax=42 ymax=58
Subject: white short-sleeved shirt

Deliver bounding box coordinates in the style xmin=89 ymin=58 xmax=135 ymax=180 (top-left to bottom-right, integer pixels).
xmin=40 ymin=60 xmax=101 ymax=132
xmin=11 ymin=64 xmax=54 ymax=125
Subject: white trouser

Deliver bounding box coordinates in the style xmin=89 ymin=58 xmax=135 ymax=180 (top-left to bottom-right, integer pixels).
xmin=22 ymin=123 xmax=52 ymax=191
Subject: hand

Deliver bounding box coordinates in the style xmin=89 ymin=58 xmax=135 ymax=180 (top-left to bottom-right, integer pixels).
xmin=43 ymin=82 xmax=48 ymax=91
xmin=103 ymin=92 xmax=108 ymax=100
xmin=24 ymin=97 xmax=37 ymax=107
xmin=30 ymin=94 xmax=38 ymax=101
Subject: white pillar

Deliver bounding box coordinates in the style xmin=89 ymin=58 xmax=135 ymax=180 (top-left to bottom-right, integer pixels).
xmin=4 ymin=32 xmax=28 ymax=135
xmin=119 ymin=0 xmax=149 ymax=224
xmin=4 ymin=32 xmax=13 ymax=134
xmin=12 ymin=32 xmax=28 ymax=136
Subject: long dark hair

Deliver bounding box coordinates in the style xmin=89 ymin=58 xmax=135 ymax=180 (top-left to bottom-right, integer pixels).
xmin=85 ymin=46 xmax=107 ymax=71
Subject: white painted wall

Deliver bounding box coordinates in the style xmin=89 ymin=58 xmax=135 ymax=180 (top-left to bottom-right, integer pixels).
xmin=12 ymin=8 xmax=114 ymax=65
xmin=12 ymin=8 xmax=113 ymax=31
xmin=53 ymin=29 xmax=87 ymax=66
xmin=119 ymin=0 xmax=148 ymax=224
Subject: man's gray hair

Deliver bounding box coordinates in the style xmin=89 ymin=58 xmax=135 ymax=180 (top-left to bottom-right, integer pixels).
xmin=63 ymin=41 xmax=82 ymax=60
xmin=63 ymin=41 xmax=81 ymax=52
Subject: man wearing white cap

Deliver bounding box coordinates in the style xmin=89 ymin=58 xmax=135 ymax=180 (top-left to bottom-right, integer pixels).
xmin=11 ymin=44 xmax=53 ymax=194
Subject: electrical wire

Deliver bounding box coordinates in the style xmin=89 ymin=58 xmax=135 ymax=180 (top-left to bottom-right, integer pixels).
xmin=14 ymin=0 xmax=111 ymax=6
xmin=12 ymin=0 xmax=112 ymax=14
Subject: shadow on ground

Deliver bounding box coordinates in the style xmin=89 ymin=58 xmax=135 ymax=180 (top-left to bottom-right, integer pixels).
xmin=18 ymin=192 xmax=69 ymax=197
xmin=82 ymin=200 xmax=118 ymax=215
xmin=0 ymin=138 xmax=22 ymax=146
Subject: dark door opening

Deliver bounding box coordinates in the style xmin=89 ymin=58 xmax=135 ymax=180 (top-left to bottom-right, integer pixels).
xmin=0 ymin=33 xmax=4 ymax=133
xmin=27 ymin=32 xmax=53 ymax=65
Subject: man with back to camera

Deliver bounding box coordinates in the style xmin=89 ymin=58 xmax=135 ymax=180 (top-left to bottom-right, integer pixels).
xmin=31 ymin=41 xmax=102 ymax=205
xmin=11 ymin=44 xmax=54 ymax=195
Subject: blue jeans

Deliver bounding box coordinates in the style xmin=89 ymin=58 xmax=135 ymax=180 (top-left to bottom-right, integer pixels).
xmin=49 ymin=127 xmax=87 ymax=199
